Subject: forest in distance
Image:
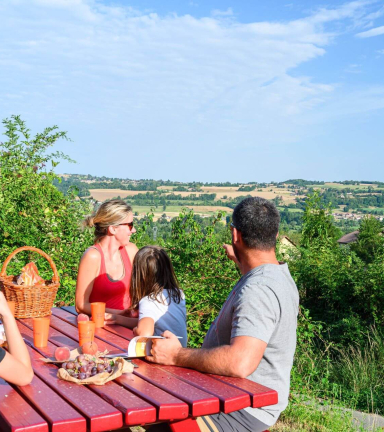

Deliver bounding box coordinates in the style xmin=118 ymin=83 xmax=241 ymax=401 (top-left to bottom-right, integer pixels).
xmin=55 ymin=174 xmax=384 ymax=237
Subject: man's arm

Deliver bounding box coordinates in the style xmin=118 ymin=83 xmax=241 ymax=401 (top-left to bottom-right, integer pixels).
xmin=147 ymin=331 xmax=267 ymax=378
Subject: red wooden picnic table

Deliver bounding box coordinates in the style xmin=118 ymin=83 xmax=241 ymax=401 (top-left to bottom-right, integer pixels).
xmin=0 ymin=307 xmax=278 ymax=432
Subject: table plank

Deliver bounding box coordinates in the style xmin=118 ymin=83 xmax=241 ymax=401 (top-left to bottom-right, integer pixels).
xmin=115 ymin=374 xmax=189 ymax=421
xmin=129 ymin=360 xmax=220 ymax=417
xmin=54 ymin=308 xmax=277 ymax=417
xmin=58 ymin=308 xmax=277 ymax=408
xmin=61 ymin=306 xmax=78 ymax=315
xmin=16 ymin=374 xmax=87 ymax=432
xmin=51 ymin=316 xmax=219 ymax=420
xmin=55 ymin=308 xmax=135 ymax=341
xmin=208 ymin=375 xmax=278 ymax=408
xmin=74 ymin=323 xmax=250 ymax=415
xmin=47 ymin=314 xmax=219 ymax=417
xmin=19 ymin=318 xmax=81 ymax=350
xmin=20 ymin=320 xmax=185 ymax=423
xmin=17 ymin=323 xmax=125 ymax=432
xmin=0 ymin=378 xmax=48 ymax=432
xmin=156 ymin=366 xmax=250 ymax=413
xmin=19 ymin=321 xmax=157 ymax=427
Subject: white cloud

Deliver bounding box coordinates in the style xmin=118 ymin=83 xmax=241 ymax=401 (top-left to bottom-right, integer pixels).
xmin=345 ymin=63 xmax=362 ymax=73
xmin=0 ymin=0 xmax=383 ymax=180
xmin=356 ymin=25 xmax=384 ymax=37
xmin=211 ymin=8 xmax=234 ymax=17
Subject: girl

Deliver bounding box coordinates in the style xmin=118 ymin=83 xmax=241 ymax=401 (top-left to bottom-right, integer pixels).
xmin=106 ymin=246 xmax=187 ymax=347
xmin=76 ymin=199 xmax=138 ymax=324
xmin=0 ymin=292 xmax=34 ymax=385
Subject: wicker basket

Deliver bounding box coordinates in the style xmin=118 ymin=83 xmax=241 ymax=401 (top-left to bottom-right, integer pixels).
xmin=0 ymin=246 xmax=60 ymax=318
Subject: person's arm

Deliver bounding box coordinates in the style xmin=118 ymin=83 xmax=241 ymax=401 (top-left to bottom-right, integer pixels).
xmin=75 ymin=248 xmax=126 ymax=316
xmin=148 ymin=331 xmax=266 ymax=378
xmin=75 ymin=248 xmax=100 ymax=315
xmin=104 ymin=313 xmax=139 ymax=328
xmin=149 ymin=283 xmax=277 ymax=378
xmin=0 ymin=293 xmax=34 ymax=386
xmin=133 ymin=317 xmax=154 ymax=336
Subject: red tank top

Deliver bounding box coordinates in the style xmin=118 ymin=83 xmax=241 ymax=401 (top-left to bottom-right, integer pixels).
xmin=89 ymin=244 xmax=132 ymax=310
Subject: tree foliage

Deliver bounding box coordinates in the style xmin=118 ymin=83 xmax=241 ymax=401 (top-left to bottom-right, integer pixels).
xmin=0 ymin=115 xmax=93 ymax=303
xmin=301 ymin=191 xmax=340 ymax=247
xmin=350 ymin=216 xmax=384 ymax=264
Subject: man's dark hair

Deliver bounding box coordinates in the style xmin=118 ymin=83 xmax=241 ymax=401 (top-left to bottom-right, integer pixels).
xmin=232 ymin=197 xmax=280 ymax=250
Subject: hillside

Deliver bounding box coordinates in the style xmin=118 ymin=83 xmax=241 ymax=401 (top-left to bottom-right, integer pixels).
xmin=55 ymin=175 xmax=384 ymax=232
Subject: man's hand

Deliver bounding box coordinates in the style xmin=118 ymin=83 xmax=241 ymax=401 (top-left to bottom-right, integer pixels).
xmin=223 ymin=244 xmax=239 ymax=265
xmin=146 ymin=330 xmax=182 ymax=365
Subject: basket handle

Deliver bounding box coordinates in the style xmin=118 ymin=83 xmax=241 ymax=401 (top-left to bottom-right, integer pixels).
xmin=0 ymin=246 xmax=60 ymax=283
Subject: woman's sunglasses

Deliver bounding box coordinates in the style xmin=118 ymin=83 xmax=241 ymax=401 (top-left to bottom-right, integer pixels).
xmin=116 ymin=222 xmax=134 ymax=230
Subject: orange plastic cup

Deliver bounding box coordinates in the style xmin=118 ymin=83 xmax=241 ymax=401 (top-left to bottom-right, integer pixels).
xmin=91 ymin=302 xmax=106 ymax=328
xmin=78 ymin=321 xmax=95 ymax=346
xmin=33 ymin=317 xmax=50 ymax=348
xmin=7 ymin=301 xmax=15 ymax=316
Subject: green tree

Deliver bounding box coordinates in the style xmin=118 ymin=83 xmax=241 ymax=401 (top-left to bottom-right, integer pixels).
xmin=350 ymin=216 xmax=384 ymax=264
xmin=301 ymin=191 xmax=340 ymax=247
xmin=0 ymin=115 xmax=93 ymax=303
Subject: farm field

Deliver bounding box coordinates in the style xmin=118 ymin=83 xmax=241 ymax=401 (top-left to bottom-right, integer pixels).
xmin=310 ymin=182 xmax=380 ymax=190
xmin=89 ymin=189 xmax=142 ymax=200
xmin=205 ymin=188 xmax=301 ymax=203
xmin=58 ymin=176 xmax=384 ymax=221
xmin=131 ymin=205 xmax=233 ymax=220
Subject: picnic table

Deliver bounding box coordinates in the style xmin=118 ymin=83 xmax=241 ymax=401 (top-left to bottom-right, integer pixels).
xmin=0 ymin=307 xmax=278 ymax=432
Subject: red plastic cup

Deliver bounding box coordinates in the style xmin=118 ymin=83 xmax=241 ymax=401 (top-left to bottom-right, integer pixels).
xmin=33 ymin=317 xmax=51 ymax=348
xmin=78 ymin=321 xmax=95 ymax=347
xmin=91 ymin=302 xmax=106 ymax=328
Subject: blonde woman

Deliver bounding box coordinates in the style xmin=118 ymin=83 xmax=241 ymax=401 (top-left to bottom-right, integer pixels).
xmin=75 ymin=199 xmax=138 ymax=323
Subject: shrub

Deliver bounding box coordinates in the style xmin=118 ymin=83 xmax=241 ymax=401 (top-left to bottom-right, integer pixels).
xmin=0 ymin=115 xmax=93 ymax=303
xmin=163 ymin=209 xmax=239 ymax=346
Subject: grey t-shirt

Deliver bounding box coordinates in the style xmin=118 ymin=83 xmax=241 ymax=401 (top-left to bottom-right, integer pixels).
xmin=203 ymin=263 xmax=299 ymax=427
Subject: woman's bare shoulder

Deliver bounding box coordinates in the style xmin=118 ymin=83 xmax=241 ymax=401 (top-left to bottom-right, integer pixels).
xmin=125 ymin=242 xmax=138 ymax=263
xmin=125 ymin=242 xmax=139 ymax=253
xmin=80 ymin=247 xmax=101 ymax=264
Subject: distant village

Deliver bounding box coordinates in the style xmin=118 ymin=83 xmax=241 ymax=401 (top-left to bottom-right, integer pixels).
xmin=333 ymin=212 xmax=384 ymax=222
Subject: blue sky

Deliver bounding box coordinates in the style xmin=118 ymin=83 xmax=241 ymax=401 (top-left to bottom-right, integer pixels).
xmin=0 ymin=0 xmax=383 ymax=182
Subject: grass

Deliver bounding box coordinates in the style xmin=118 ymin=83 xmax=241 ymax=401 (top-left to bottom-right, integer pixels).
xmin=271 ymin=397 xmax=382 ymax=432
xmin=128 ymin=398 xmax=382 ymax=432
xmin=132 ymin=205 xmax=233 ymax=218
xmin=329 ymin=327 xmax=384 ymax=414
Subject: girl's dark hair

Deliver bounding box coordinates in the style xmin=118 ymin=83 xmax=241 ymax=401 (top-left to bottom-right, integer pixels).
xmin=130 ymin=246 xmax=182 ymax=309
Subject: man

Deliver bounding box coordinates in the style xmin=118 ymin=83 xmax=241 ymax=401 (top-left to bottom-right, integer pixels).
xmin=148 ymin=197 xmax=299 ymax=432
